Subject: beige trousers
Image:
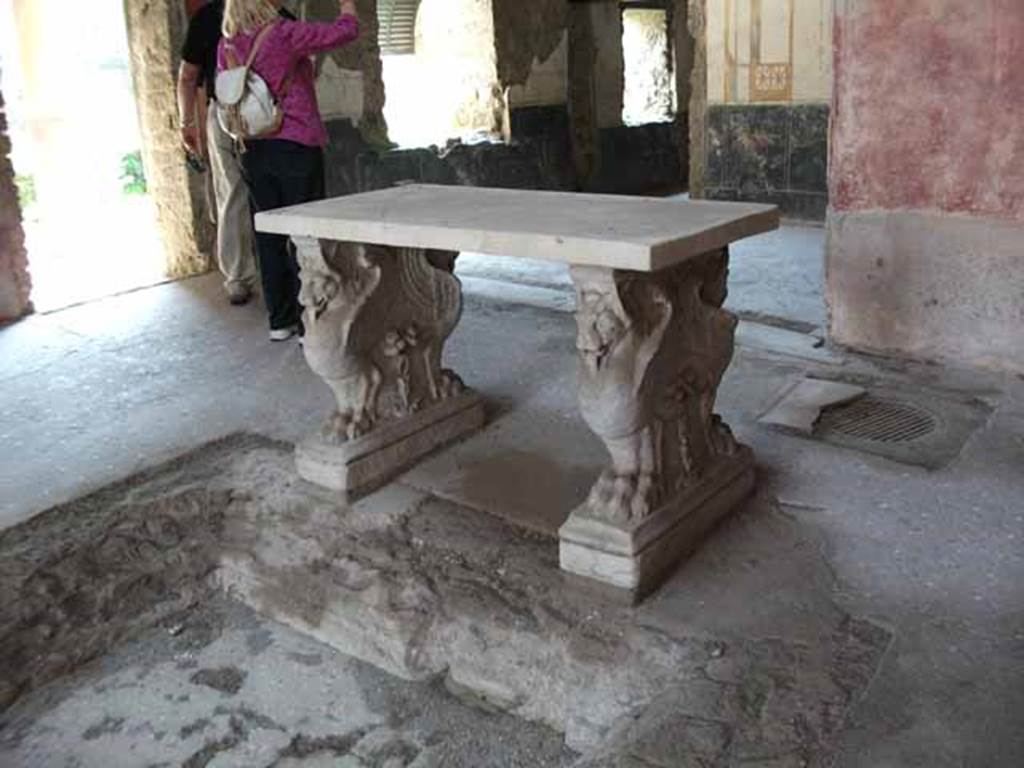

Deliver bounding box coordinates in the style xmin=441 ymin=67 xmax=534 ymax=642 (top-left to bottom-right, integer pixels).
xmin=206 ymin=108 xmax=257 ymax=294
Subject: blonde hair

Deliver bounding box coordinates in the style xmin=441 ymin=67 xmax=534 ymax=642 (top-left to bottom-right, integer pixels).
xmin=222 ymin=0 xmax=279 ymax=37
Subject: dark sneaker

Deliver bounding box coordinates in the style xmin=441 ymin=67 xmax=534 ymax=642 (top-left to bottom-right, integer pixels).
xmin=227 ymin=286 xmax=252 ymax=306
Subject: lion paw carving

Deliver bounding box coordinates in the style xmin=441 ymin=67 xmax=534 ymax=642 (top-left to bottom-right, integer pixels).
xmin=322 ymin=407 xmax=375 ymax=444
xmin=587 ymin=470 xmax=663 ymax=524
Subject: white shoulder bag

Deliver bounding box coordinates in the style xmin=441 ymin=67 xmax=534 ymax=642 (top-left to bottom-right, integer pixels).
xmin=215 ymin=23 xmax=292 ymax=141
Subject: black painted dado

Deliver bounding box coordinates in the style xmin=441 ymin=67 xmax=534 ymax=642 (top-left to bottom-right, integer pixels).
xmin=323 ymin=105 xmax=685 ymax=200
xmin=586 ymin=121 xmax=685 ymax=195
xmin=706 ymin=103 xmax=828 ymax=220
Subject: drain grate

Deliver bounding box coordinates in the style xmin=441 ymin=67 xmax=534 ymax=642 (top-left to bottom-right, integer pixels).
xmin=760 ymin=379 xmax=991 ymax=470
xmin=803 ymin=384 xmax=992 ymax=470
xmin=817 ymin=396 xmax=938 ymax=444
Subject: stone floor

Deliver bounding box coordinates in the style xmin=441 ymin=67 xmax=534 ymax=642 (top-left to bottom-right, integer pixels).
xmin=1 ymin=250 xmax=1023 ymax=766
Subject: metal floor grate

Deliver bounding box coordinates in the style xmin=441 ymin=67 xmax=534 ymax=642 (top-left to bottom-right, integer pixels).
xmin=817 ymin=396 xmax=938 ymax=444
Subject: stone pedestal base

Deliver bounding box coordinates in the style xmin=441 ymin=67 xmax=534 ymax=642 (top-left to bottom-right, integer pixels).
xmin=565 ymin=249 xmax=752 ymax=598
xmin=559 ymin=447 xmax=754 ymax=600
xmin=290 ymin=238 xmax=482 ymax=495
xmin=296 ymin=391 xmax=485 ymax=495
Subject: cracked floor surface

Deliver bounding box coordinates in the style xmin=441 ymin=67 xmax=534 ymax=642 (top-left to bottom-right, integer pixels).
xmin=0 ymin=434 xmax=895 ymax=764
xmin=0 ymin=599 xmax=575 ymax=768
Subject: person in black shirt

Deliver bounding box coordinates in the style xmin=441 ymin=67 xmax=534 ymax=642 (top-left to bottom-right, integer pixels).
xmin=176 ymin=1 xmax=294 ymax=306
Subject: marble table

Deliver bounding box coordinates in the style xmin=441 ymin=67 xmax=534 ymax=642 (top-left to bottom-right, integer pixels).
xmin=255 ymin=184 xmax=778 ymax=599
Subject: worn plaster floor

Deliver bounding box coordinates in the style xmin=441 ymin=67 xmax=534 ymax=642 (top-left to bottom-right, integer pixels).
xmin=1 ymin=598 xmax=575 ymax=768
xmin=1 ymin=262 xmax=1023 ymax=766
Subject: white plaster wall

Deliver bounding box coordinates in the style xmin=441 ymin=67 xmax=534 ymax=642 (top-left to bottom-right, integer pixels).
xmin=415 ymin=0 xmax=502 ymax=134
xmin=791 ymin=0 xmax=833 ymax=101
xmin=507 ymin=32 xmax=567 ymax=108
xmin=707 ymin=0 xmax=832 ymax=104
xmin=316 ymin=58 xmax=366 ymax=123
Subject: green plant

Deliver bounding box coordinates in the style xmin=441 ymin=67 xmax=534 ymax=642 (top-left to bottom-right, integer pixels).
xmin=14 ymin=174 xmax=36 ymax=209
xmin=120 ymin=150 xmax=147 ymax=195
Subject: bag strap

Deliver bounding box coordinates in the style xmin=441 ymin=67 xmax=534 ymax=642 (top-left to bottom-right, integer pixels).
xmin=250 ymin=21 xmax=298 ymax=107
xmin=222 ymin=20 xmax=277 ymax=70
xmin=223 ymin=43 xmax=240 ymax=69
xmin=245 ymin=22 xmax=278 ymax=68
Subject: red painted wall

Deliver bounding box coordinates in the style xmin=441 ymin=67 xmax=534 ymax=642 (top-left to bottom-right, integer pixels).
xmin=830 ymin=0 xmax=1024 ymax=219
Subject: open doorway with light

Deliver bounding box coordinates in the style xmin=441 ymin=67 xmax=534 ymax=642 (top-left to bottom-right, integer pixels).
xmin=0 ymin=0 xmax=165 ymax=313
xmin=621 ymin=0 xmax=677 ymax=126
xmin=378 ymin=0 xmax=504 ymax=149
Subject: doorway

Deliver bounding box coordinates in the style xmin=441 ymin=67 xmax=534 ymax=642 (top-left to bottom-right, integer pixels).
xmin=621 ymin=1 xmax=678 ymax=126
xmin=378 ymin=0 xmax=504 ymax=149
xmin=0 ymin=0 xmax=166 ymax=313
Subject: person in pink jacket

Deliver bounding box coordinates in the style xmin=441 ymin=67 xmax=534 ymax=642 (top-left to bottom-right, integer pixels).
xmin=219 ymin=0 xmax=360 ymax=341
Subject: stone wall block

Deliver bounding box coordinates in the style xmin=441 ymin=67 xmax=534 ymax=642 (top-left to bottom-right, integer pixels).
xmin=0 ymin=84 xmax=32 ymax=321
xmin=123 ymin=0 xmax=213 ymax=277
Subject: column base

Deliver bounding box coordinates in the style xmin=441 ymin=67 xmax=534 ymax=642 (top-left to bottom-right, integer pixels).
xmin=559 ymin=447 xmax=755 ymax=601
xmin=296 ymin=391 xmax=485 ymax=496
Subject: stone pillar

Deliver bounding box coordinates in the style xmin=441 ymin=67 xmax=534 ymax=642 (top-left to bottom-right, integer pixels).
xmin=828 ymin=0 xmax=1024 ymax=373
xmin=685 ymin=0 xmax=706 ymax=198
xmin=559 ymin=248 xmax=754 ymax=599
xmin=671 ymin=0 xmax=694 ymax=189
xmin=568 ymin=0 xmax=624 ymax=187
xmin=0 ymin=85 xmax=31 ymax=321
xmin=123 ymin=0 xmax=213 ymax=277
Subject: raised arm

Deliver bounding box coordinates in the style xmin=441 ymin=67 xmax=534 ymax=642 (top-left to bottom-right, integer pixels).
xmin=282 ymin=0 xmax=360 ymax=59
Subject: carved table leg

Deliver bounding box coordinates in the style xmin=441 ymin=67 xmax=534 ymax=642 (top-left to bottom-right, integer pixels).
xmin=291 ymin=237 xmax=485 ymax=495
xmin=558 ymin=247 xmax=755 ymax=599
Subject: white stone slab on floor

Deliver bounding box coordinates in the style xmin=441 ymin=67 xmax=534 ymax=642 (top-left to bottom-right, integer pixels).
xmin=759 ymin=377 xmax=866 ymax=435
xmin=255 ymin=184 xmax=779 ymax=271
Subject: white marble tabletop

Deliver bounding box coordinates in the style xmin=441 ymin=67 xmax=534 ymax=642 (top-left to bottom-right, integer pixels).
xmin=255 ymin=184 xmax=779 ymax=272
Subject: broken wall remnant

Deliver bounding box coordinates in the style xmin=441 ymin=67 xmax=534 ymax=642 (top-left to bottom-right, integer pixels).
xmin=505 ymin=34 xmax=568 ymax=111
xmin=0 ymin=85 xmax=31 ymax=322
xmin=493 ymin=0 xmax=569 ymax=109
xmin=312 ymin=0 xmax=687 ymax=195
xmin=827 ymin=0 xmax=1024 ymax=374
xmin=324 ymin=0 xmax=684 ymax=196
xmin=304 ymin=0 xmax=388 ymax=143
xmin=123 ymin=0 xmax=213 ymax=277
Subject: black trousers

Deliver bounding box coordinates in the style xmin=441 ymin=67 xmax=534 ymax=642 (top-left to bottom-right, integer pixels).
xmin=242 ymin=139 xmax=325 ymax=331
